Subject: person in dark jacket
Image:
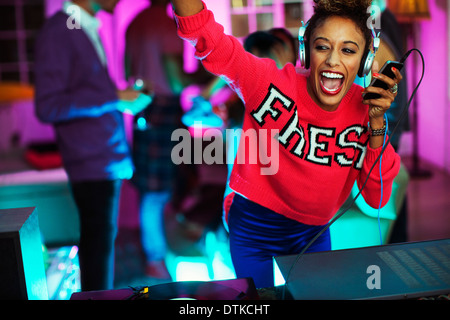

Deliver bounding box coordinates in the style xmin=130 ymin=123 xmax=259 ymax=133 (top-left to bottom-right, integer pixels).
xmin=34 ymin=0 xmax=150 ymax=291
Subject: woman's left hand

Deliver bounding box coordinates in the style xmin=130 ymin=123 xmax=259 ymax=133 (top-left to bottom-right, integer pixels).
xmin=362 ymin=61 xmax=403 ymax=120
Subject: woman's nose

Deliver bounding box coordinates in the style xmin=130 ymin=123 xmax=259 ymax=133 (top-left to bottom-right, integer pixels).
xmin=326 ymin=50 xmax=340 ymax=67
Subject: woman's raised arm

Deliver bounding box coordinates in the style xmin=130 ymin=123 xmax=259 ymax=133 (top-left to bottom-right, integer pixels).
xmin=170 ymin=0 xmax=203 ymax=17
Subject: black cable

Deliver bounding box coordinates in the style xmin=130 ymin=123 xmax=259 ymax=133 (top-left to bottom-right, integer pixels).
xmin=281 ymin=48 xmax=425 ymax=300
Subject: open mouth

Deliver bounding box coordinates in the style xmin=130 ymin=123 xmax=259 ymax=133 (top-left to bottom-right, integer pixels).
xmin=320 ymin=71 xmax=344 ymax=95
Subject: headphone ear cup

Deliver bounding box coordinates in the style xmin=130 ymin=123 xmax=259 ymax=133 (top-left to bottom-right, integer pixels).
xmin=299 ymin=39 xmax=309 ymax=68
xmin=298 ymin=23 xmax=309 ymax=69
xmin=304 ymin=41 xmax=310 ymax=69
xmin=358 ymin=50 xmax=374 ymax=77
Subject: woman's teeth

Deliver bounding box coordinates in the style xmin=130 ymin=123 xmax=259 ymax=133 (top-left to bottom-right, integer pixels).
xmin=320 ymin=72 xmax=344 ymax=94
xmin=321 ymin=72 xmax=343 ymax=79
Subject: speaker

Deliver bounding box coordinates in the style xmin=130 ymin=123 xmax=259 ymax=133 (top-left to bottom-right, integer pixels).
xmin=0 ymin=207 xmax=48 ymax=300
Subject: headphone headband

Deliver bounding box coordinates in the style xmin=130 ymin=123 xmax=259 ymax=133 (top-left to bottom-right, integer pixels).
xmin=298 ymin=21 xmax=309 ymax=69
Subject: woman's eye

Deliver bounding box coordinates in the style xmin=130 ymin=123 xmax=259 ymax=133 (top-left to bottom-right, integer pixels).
xmin=315 ymin=45 xmax=328 ymax=51
xmin=342 ymin=48 xmax=356 ymax=54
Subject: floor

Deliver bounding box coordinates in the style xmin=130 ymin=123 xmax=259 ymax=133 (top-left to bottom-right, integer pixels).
xmin=402 ymin=156 xmax=450 ymax=242
xmin=113 ymin=224 xmax=234 ymax=290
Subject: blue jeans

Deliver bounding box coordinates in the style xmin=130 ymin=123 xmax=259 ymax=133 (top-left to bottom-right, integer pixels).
xmin=139 ymin=191 xmax=171 ymax=262
xmin=228 ymin=194 xmax=331 ymax=288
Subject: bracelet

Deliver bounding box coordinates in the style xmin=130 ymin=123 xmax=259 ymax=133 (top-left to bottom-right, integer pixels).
xmin=368 ymin=119 xmax=386 ymax=136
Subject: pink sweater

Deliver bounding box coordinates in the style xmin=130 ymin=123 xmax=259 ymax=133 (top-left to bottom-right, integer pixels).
xmin=175 ymin=4 xmax=401 ymax=226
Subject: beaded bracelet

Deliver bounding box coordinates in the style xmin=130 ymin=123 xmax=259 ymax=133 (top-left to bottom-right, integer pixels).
xmin=368 ymin=119 xmax=386 ymax=136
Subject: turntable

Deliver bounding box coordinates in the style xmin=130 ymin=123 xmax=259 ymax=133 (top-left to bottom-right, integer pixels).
xmin=70 ymin=278 xmax=259 ymax=300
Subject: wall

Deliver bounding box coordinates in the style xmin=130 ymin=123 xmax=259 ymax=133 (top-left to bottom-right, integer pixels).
xmin=447 ymin=0 xmax=450 ymax=172
xmin=416 ymin=0 xmax=449 ymax=171
xmin=398 ymin=0 xmax=449 ymax=173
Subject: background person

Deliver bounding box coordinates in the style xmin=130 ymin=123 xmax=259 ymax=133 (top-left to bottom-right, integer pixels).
xmin=125 ymin=0 xmax=211 ymax=279
xmin=34 ymin=0 xmax=150 ymax=291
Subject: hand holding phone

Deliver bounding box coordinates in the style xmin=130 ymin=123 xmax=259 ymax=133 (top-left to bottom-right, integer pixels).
xmin=362 ymin=60 xmax=403 ymax=100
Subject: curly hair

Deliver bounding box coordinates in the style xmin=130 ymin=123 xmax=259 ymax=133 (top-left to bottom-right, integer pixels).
xmin=304 ymin=0 xmax=373 ymax=56
xmin=313 ymin=0 xmax=372 ymax=14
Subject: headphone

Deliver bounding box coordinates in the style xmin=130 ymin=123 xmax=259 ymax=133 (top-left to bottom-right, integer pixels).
xmin=298 ymin=20 xmax=380 ymax=77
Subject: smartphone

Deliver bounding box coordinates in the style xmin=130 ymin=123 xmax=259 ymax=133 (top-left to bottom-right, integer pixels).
xmin=362 ymin=60 xmax=403 ymax=100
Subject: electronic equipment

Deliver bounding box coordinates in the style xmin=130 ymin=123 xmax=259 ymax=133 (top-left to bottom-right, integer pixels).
xmin=274 ymin=239 xmax=450 ymax=300
xmin=70 ymin=277 xmax=259 ymax=300
xmin=0 ymin=207 xmax=48 ymax=300
xmin=362 ymin=60 xmax=404 ymax=100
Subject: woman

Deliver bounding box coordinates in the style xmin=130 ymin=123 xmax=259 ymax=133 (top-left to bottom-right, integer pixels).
xmin=170 ymin=0 xmax=402 ymax=288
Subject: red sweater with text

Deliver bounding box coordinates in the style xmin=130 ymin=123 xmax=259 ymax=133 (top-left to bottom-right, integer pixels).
xmin=175 ymin=4 xmax=401 ymax=226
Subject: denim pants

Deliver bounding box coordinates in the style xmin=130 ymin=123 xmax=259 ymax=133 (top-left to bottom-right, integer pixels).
xmin=139 ymin=190 xmax=171 ymax=262
xmin=228 ymin=193 xmax=331 ymax=288
xmin=71 ymin=179 xmax=122 ymax=291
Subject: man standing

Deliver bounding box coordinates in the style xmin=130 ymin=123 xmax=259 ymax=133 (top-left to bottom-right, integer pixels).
xmin=125 ymin=0 xmax=210 ymax=279
xmin=34 ymin=0 xmax=150 ymax=291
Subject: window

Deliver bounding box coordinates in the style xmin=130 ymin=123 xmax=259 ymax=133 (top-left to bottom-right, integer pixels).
xmin=0 ymin=0 xmax=45 ymax=84
xmin=229 ymin=0 xmax=305 ymax=40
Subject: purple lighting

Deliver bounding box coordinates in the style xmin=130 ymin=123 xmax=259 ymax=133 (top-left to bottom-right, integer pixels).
xmin=408 ymin=0 xmax=449 ymax=169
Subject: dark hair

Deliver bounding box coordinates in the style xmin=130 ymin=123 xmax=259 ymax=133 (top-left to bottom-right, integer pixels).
xmin=305 ymin=0 xmax=373 ymax=54
xmin=243 ymin=31 xmax=285 ymax=57
xmin=269 ymin=27 xmax=297 ymax=64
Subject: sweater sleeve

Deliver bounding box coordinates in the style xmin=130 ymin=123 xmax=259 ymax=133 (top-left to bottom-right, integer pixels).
xmin=34 ymin=26 xmax=118 ymax=124
xmin=357 ymin=140 xmax=401 ymax=208
xmin=174 ymin=2 xmax=272 ymax=104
